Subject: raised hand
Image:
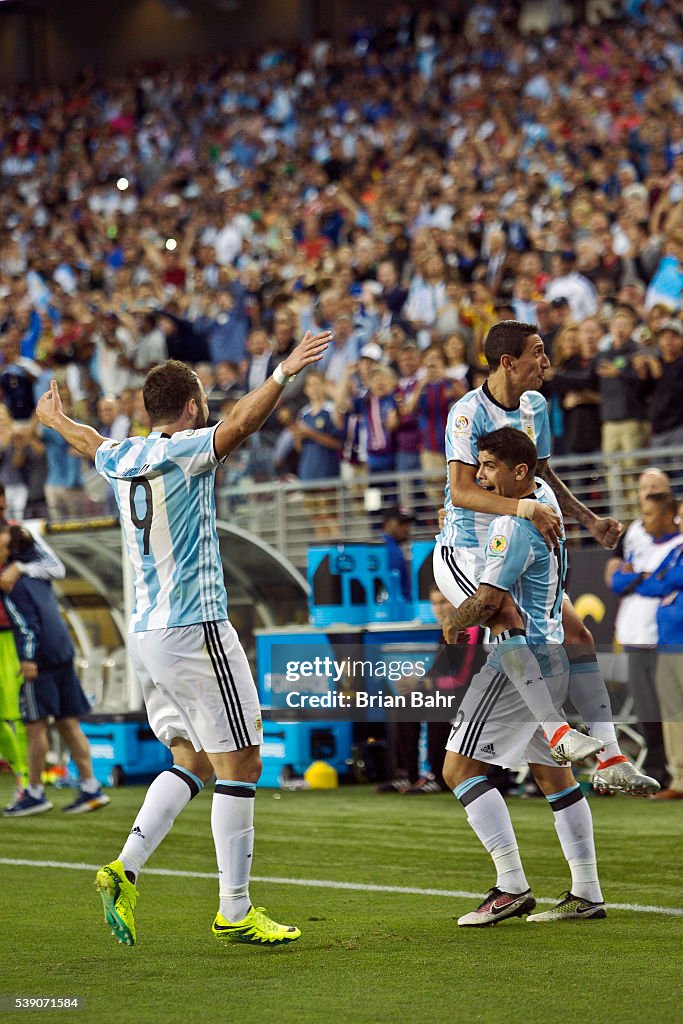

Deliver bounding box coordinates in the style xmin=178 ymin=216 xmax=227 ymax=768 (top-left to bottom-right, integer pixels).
xmin=281 ymin=330 xmax=333 ymax=377
xmin=35 ymin=380 xmax=64 ymax=430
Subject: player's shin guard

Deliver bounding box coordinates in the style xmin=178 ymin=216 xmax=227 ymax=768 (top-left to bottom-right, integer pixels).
xmin=119 ymin=766 xmax=204 ymax=879
xmin=454 ymin=775 xmax=528 ymax=894
xmin=568 ymin=656 xmax=621 ymax=761
xmin=546 ymin=783 xmax=602 ymax=903
xmin=212 ymin=780 xmax=256 ymax=923
xmin=497 ymin=633 xmax=567 ymax=739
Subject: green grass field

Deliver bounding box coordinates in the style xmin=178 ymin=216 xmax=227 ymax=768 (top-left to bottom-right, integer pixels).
xmin=0 ymin=776 xmax=681 ymax=1024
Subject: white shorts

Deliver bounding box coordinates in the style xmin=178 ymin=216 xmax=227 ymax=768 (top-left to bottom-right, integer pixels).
xmin=129 ymin=620 xmax=262 ymax=754
xmin=433 ymin=541 xmax=484 ymax=609
xmin=446 ymin=657 xmax=570 ymax=769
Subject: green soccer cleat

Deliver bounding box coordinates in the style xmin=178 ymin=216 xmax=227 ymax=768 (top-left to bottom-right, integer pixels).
xmin=212 ymin=906 xmax=301 ymax=946
xmin=96 ymin=860 xmax=138 ymax=946
xmin=527 ymin=892 xmax=606 ymax=923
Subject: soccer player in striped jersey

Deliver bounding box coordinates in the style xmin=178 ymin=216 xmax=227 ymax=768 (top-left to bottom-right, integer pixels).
xmin=434 ymin=320 xmax=659 ymax=796
xmin=36 ymin=329 xmax=331 ymax=949
xmin=442 ymin=429 xmax=607 ymax=925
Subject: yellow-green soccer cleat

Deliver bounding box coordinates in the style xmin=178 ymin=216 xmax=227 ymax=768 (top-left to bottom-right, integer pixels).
xmin=527 ymin=891 xmax=606 ymax=922
xmin=212 ymin=906 xmax=301 ymax=946
xmin=96 ymin=860 xmax=138 ymax=947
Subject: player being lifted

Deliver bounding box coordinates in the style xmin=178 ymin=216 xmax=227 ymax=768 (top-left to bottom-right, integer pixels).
xmin=435 ymin=320 xmax=658 ymax=795
xmin=36 ymin=330 xmax=331 ymax=949
xmin=443 ymin=429 xmax=606 ymax=925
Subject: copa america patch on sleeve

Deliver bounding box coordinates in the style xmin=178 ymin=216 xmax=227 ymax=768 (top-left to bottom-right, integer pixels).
xmin=489 ymin=535 xmax=508 ymax=556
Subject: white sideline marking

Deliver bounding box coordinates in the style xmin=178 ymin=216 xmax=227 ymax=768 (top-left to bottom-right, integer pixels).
xmin=1 ymin=857 xmax=682 ymax=918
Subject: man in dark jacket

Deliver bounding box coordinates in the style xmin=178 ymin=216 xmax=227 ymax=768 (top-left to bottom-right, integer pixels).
xmin=2 ymin=525 xmax=110 ymax=817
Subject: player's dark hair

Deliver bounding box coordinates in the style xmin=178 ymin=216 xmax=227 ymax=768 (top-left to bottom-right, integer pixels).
xmin=143 ymin=360 xmax=202 ymax=425
xmin=484 ymin=321 xmax=538 ymax=371
xmin=477 ymin=427 xmax=538 ymax=477
xmin=8 ymin=524 xmax=34 ymax=558
xmin=642 ymin=491 xmax=678 ymax=517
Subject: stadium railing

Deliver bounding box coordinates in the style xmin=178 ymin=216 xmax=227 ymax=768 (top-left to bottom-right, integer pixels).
xmin=215 ymin=444 xmax=683 ymax=568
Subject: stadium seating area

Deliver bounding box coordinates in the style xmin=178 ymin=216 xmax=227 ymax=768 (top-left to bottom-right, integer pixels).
xmin=2 ymin=1 xmax=683 ymax=520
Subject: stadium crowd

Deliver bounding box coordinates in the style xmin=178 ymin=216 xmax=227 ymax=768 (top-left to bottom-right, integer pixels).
xmin=2 ymin=1 xmax=683 ymax=519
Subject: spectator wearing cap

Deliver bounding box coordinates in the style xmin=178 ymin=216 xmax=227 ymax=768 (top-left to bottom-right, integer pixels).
xmin=381 ymin=505 xmax=414 ymax=601
xmin=644 ymin=320 xmax=683 ymax=447
xmin=545 ymin=251 xmax=599 ymax=323
xmin=334 ymin=345 xmax=384 ymax=481
xmin=350 ymin=364 xmax=399 ymax=477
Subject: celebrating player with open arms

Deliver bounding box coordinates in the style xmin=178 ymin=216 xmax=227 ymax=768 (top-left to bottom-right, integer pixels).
xmin=36 ymin=329 xmax=331 ymax=949
xmin=435 ymin=320 xmax=659 ymax=795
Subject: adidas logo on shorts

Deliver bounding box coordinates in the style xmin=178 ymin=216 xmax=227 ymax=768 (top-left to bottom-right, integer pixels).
xmin=480 ymin=743 xmax=496 ymax=756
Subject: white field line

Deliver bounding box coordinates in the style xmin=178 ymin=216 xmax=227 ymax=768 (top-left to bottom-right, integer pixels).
xmin=1 ymin=857 xmax=682 ymax=918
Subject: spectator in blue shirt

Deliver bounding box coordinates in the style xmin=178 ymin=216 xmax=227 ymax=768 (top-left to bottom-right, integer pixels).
xmin=36 ymin=388 xmax=86 ymax=520
xmin=294 ymin=370 xmax=342 ymax=538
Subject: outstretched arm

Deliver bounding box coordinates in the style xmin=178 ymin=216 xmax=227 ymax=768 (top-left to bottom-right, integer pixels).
xmin=450 ymin=461 xmax=562 ymax=550
xmin=36 ymin=381 xmax=107 ymax=461
xmin=537 ymin=459 xmax=623 ymax=549
xmin=213 ymin=330 xmax=332 ymax=460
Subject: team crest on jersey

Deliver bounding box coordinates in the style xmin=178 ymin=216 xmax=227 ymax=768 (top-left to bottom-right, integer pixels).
xmin=489 ymin=534 xmax=508 ymax=556
xmin=255 ymin=717 xmax=262 ymax=733
xmin=454 ymin=414 xmax=469 ymax=432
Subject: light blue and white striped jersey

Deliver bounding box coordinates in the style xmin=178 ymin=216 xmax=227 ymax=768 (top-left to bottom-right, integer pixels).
xmin=480 ymin=479 xmax=566 ymax=647
xmin=440 ymin=383 xmax=551 ymax=548
xmin=95 ymin=427 xmax=227 ymax=633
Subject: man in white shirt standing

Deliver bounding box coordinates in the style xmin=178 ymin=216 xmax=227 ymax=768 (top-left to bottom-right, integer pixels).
xmin=545 ymin=251 xmax=599 ymax=323
xmin=607 ymin=489 xmax=681 ymax=787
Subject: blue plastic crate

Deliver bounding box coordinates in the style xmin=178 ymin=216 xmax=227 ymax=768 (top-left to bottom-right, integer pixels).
xmin=259 ymin=720 xmax=353 ymax=788
xmin=307 ymin=543 xmax=410 ymax=625
xmin=71 ymin=714 xmax=172 ymax=787
xmin=410 ymin=539 xmax=437 ymax=623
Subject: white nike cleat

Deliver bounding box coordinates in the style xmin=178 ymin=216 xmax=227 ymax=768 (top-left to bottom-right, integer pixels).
xmin=527 ymin=892 xmax=606 ymax=922
xmin=592 ymin=756 xmax=660 ymax=796
xmin=458 ymin=887 xmax=536 ymax=927
xmin=550 ymin=727 xmax=604 ymax=765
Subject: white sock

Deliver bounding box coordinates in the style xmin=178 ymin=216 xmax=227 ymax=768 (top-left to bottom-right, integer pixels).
xmin=119 ymin=767 xmax=203 ymax=879
xmin=213 ymin=780 xmax=256 ymax=923
xmin=568 ymin=659 xmax=621 ymax=761
xmin=497 ymin=634 xmax=567 ymax=739
xmin=80 ymin=776 xmax=101 ymax=794
xmin=27 ymin=784 xmax=44 ymax=799
xmin=547 ymin=784 xmax=603 ymax=903
xmin=454 ymin=775 xmax=529 ymax=894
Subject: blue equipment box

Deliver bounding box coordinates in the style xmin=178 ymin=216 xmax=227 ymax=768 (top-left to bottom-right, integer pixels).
xmin=307 ymin=543 xmax=411 ymax=625
xmin=259 ymin=720 xmax=353 ymax=787
xmin=410 ymin=539 xmax=437 ymax=623
xmin=71 ymin=713 xmax=172 ymax=787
